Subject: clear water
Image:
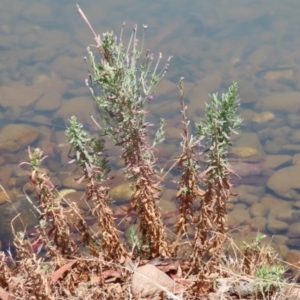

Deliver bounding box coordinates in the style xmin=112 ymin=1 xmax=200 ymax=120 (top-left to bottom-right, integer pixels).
xmin=1 ymin=0 xmax=300 ymax=259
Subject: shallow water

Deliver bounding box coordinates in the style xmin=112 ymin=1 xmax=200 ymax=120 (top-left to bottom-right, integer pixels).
xmin=1 ymin=0 xmax=300 ymax=263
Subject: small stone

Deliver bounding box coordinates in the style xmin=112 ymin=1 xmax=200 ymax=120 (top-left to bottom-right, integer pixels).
xmin=277 ymin=209 xmax=298 ymax=223
xmin=62 ymin=174 xmax=86 ymax=190
xmin=159 ymin=198 xmax=176 ymax=213
xmin=286 ymin=238 xmax=300 ymax=247
xmin=0 ymin=191 xmax=14 ymax=206
xmin=227 ymin=214 xmax=240 ymax=230
xmin=282 ymin=144 xmax=300 ymax=153
xmin=38 ymin=141 xmax=61 ymax=158
xmin=232 ymin=132 xmax=265 ymax=161
xmin=293 ymin=200 xmax=300 ymax=209
xmin=263 ymin=155 xmax=291 ymax=169
xmin=23 ymin=182 xmax=36 ymax=194
xmin=267 ymin=165 xmax=300 ymax=199
xmin=249 ymin=203 xmax=269 ymax=217
xmin=267 ymin=219 xmax=288 ymax=234
xmin=250 ymin=217 xmax=266 ymax=232
xmin=258 ymin=92 xmax=300 ymax=113
xmin=272 ymin=235 xmax=288 ymax=245
xmin=226 ymin=202 xmax=234 ymax=210
xmin=252 ymin=111 xmax=275 ymax=124
xmin=268 ymin=201 xmax=292 ymax=220
xmin=264 ymin=141 xmax=281 ymax=154
xmin=47 ymin=160 xmax=61 ymax=172
xmin=229 ymin=209 xmax=250 ymax=224
xmin=109 ymin=183 xmax=134 ymax=203
xmin=293 ymin=154 xmax=300 ymax=165
xmin=290 ymin=130 xmax=300 ymax=143
xmin=165 ymin=127 xmax=182 ymax=141
xmin=230 ymin=146 xmax=259 ymax=158
xmin=285 ymin=250 xmax=300 ymax=279
xmin=35 ymin=92 xmax=62 ymax=111
xmin=53 ymin=96 xmax=96 ymax=129
xmin=230 ymin=161 xmax=263 ymax=177
xmin=233 ymin=283 xmax=254 ymax=298
xmin=276 ymin=244 xmax=289 ymax=258
xmin=0 ymin=124 xmax=39 ymax=153
xmin=288 ymin=113 xmax=300 ymax=127
xmin=261 ymin=195 xmax=281 ymax=206
xmin=157 ymin=143 xmax=178 ymax=160
xmin=0 ymin=84 xmax=43 ymax=108
xmin=64 ymin=190 xmax=90 ymax=211
xmin=234 ymin=203 xmax=247 ymax=210
xmin=263 ymin=68 xmax=293 ymax=80
xmin=288 ymin=223 xmax=300 ymax=238
xmin=233 ymin=185 xmax=265 ymax=198
xmin=33 ymin=75 xmax=69 ymax=95
xmin=0 ymin=164 xmax=13 ymax=186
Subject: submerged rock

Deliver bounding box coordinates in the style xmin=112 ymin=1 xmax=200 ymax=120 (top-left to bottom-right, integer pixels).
xmin=257 ymin=92 xmax=300 ymax=113
xmin=0 ymin=84 xmax=43 ymax=108
xmin=256 ymin=66 xmax=294 ymax=80
xmin=230 ymin=161 xmax=264 ymax=177
xmin=287 ymin=223 xmax=300 ymax=238
xmin=267 ymin=165 xmax=300 ymax=199
xmin=249 ymin=203 xmax=269 ymax=218
xmin=231 ymin=146 xmax=260 ymax=158
xmin=252 ymin=111 xmax=275 ymax=123
xmin=0 ymin=191 xmax=14 ymax=206
xmin=232 ymin=132 xmax=265 ymax=162
xmin=267 ymin=219 xmax=288 ymax=234
xmin=109 ymin=182 xmax=134 ymax=203
xmin=263 ymin=154 xmax=291 ymax=169
xmin=0 ymin=124 xmax=39 ymax=153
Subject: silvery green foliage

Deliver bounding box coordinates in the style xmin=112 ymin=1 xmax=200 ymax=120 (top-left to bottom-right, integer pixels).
xmin=66 ymin=116 xmax=110 ymax=181
xmin=196 ymin=82 xmax=242 ymax=181
xmin=85 ymin=25 xmax=171 ymax=147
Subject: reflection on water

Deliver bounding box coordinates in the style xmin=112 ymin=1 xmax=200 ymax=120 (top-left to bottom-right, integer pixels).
xmin=2 ymin=0 xmax=300 ymax=265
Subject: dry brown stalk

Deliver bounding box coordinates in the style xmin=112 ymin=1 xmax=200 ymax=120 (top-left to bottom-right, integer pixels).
xmin=121 ymin=126 xmax=169 ymax=257
xmin=85 ymin=176 xmax=128 ymax=260
xmin=186 ymin=156 xmax=232 ymax=290
xmin=130 ymin=168 xmax=170 ymax=258
xmin=0 ymin=252 xmax=13 ymax=292
xmin=19 ymin=148 xmax=79 ymax=259
xmin=189 ymin=144 xmax=234 ymax=292
xmin=8 ymin=230 xmax=51 ymax=299
xmin=171 ymin=78 xmax=205 ymax=256
xmin=111 ymin=96 xmax=171 ymax=257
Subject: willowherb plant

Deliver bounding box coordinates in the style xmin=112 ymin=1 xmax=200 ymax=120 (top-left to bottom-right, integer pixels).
xmin=170 ymin=78 xmax=205 ymax=256
xmin=66 ymin=116 xmax=127 ymax=260
xmin=77 ymin=5 xmax=171 ymax=257
xmin=190 ymin=82 xmax=242 ymax=286
xmin=19 ymin=148 xmax=79 ymax=259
